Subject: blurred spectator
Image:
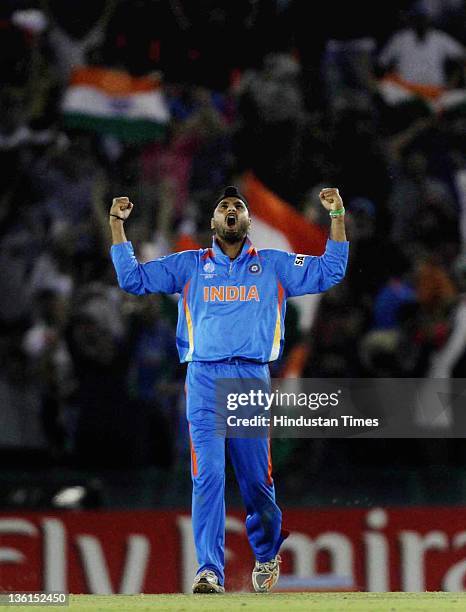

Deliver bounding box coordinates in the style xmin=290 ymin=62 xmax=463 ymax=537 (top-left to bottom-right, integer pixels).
xmin=29 ymin=230 xmax=75 ymax=298
xmin=0 ymin=344 xmax=47 ymax=452
xmin=404 ymin=257 xmax=458 ymax=376
xmin=234 ymin=51 xmax=306 ymax=201
xmin=64 ymin=309 xmax=135 ymax=467
xmin=426 ymin=253 xmax=466 ymax=377
xmin=126 ymin=294 xmax=179 ymax=405
xmin=321 ymin=4 xmax=383 ymax=113
xmin=0 ymin=208 xmax=42 ymax=329
xmin=22 ymin=289 xmax=72 ymax=457
xmin=126 ymin=294 xmax=185 ymax=462
xmin=23 ymin=290 xmax=70 ymax=365
xmin=388 ymin=145 xmax=458 ymax=255
xmin=359 ymin=329 xmax=402 ymax=377
xmin=330 ymin=105 xmax=391 ymax=210
xmin=29 ymin=133 xmax=101 ymax=237
xmin=377 ymin=4 xmax=465 ymax=94
xmin=303 ymin=287 xmax=365 ymax=378
xmin=372 ymin=250 xmax=417 ymax=331
xmin=142 ymin=85 xmax=232 ymax=224
xmin=43 ymin=0 xmax=114 ymax=84
xmin=293 ymin=1 xmax=401 ymax=112
xmin=359 ymin=249 xmax=417 ymax=377
xmin=63 ymin=286 xmax=176 ymax=469
xmin=416 ymin=257 xmax=457 ymax=314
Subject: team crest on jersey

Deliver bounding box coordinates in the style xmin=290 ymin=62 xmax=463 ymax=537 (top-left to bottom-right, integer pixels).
xmin=294 ymin=254 xmax=306 ymax=267
xmin=201 ymin=260 xmax=216 ymax=278
xmin=248 ymin=262 xmax=262 ymax=275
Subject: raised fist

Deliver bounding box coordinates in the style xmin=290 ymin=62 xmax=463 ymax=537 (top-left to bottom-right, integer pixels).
xmin=110 ymin=196 xmax=134 ymax=221
xmin=319 ymin=188 xmax=343 ymax=212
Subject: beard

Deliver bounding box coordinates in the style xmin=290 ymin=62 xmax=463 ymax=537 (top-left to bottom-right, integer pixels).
xmin=214 ymin=219 xmax=249 ymax=244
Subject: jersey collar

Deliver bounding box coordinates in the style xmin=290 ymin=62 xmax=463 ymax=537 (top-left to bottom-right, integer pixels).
xmin=211 ymin=236 xmax=257 ymax=261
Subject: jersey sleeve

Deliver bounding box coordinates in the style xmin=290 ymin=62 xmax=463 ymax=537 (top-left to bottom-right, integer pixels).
xmin=110 ymin=242 xmax=197 ymax=295
xmin=271 ymin=239 xmax=349 ymax=297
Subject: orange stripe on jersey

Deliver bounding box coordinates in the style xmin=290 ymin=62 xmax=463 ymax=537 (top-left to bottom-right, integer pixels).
xmin=267 ymin=437 xmax=273 ymax=485
xmin=269 ymin=280 xmax=285 ymax=361
xmin=190 ymin=435 xmax=198 ymax=477
xmin=188 ymin=423 xmax=198 ymax=477
xmin=277 ymin=280 xmax=285 ymax=308
xmin=183 ymin=280 xmax=194 ymax=360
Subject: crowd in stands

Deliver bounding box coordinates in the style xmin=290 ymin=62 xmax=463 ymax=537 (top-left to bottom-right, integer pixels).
xmin=0 ymin=0 xmax=465 ymax=493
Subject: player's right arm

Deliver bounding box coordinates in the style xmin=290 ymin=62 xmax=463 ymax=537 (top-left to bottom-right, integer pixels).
xmin=109 ymin=196 xmax=195 ymax=295
xmin=109 ymin=196 xmax=132 ymax=245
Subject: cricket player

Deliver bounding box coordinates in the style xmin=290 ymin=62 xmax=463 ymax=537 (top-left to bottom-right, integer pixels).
xmin=109 ymin=185 xmax=348 ymax=593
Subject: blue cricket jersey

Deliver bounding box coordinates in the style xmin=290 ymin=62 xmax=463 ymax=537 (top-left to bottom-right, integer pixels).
xmin=111 ymin=237 xmax=349 ymax=363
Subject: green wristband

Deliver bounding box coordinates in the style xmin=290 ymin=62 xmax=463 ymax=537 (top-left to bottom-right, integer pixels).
xmin=329 ymin=207 xmax=345 ymax=218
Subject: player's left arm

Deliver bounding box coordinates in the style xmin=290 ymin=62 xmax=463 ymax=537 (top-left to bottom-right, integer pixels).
xmin=319 ymin=187 xmax=347 ymax=242
xmin=272 ymin=188 xmax=349 ymax=297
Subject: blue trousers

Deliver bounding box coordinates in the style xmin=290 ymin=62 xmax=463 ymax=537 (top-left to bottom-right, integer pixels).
xmin=186 ymin=360 xmax=286 ymax=586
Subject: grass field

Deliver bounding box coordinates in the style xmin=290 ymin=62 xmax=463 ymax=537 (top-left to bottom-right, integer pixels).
xmin=2 ymin=593 xmax=466 ymax=612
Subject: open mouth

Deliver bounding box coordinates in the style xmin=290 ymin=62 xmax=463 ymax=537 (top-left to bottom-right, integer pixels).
xmin=226 ymin=214 xmax=237 ymax=227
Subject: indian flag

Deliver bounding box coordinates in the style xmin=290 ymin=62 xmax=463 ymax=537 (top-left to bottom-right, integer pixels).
xmin=61 ymin=66 xmax=170 ymax=143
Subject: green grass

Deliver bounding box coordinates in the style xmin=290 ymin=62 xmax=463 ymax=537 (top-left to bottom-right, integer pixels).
xmin=2 ymin=593 xmax=466 ymax=612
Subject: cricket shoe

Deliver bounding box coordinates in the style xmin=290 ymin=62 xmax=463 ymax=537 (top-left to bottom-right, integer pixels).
xmin=192 ymin=569 xmax=225 ymax=594
xmin=252 ymin=554 xmax=282 ymax=593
